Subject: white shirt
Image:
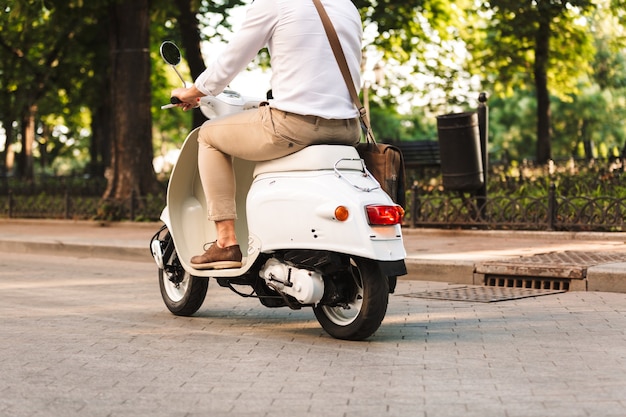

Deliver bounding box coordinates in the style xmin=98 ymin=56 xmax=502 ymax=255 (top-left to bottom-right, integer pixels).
xmin=194 ymin=0 xmax=362 ymax=119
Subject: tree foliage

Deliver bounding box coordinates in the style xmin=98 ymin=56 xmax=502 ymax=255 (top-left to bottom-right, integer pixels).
xmin=474 ymin=1 xmax=626 ymax=163
xmin=1 ymin=0 xmax=626 ymax=204
xmin=0 ymin=0 xmax=109 ymax=178
xmin=470 ymin=0 xmax=598 ymax=163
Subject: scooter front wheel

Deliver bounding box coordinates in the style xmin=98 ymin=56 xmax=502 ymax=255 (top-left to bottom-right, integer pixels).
xmin=158 ymin=251 xmax=208 ymax=316
xmin=313 ymin=257 xmax=389 ymax=341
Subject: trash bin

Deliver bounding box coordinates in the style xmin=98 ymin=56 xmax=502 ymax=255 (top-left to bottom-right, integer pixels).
xmin=436 ymin=111 xmax=484 ymax=191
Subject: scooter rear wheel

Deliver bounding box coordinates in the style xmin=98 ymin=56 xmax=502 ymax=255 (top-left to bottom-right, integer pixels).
xmin=313 ymin=257 xmax=389 ymax=341
xmin=158 ymin=252 xmax=208 ymax=316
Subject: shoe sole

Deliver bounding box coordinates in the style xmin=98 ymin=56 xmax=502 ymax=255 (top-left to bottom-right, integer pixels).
xmin=191 ymin=260 xmax=243 ymax=270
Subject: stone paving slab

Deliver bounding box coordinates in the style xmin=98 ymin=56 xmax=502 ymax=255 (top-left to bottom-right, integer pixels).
xmin=2 ymin=251 xmax=626 ymax=417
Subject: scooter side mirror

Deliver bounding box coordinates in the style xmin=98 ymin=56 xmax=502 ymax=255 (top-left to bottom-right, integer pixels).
xmin=160 ymin=41 xmax=186 ymax=87
xmin=160 ymin=41 xmax=181 ymax=66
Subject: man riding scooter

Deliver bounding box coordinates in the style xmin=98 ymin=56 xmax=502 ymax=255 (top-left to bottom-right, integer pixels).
xmin=169 ymin=0 xmax=363 ymax=270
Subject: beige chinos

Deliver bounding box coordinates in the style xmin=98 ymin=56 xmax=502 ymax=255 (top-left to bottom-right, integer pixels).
xmin=197 ymin=104 xmax=360 ymax=221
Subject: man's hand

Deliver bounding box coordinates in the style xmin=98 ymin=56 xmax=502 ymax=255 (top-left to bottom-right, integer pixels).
xmin=171 ymin=85 xmax=204 ymax=111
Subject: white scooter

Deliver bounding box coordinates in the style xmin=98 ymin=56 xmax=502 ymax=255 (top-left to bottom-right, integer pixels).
xmin=150 ymin=41 xmax=406 ymax=340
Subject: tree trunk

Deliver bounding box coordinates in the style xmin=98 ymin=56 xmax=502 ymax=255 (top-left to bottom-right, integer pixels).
xmin=38 ymin=123 xmax=51 ymax=171
xmin=90 ymin=97 xmax=111 ymax=179
xmin=17 ymin=103 xmax=37 ymax=181
xmin=534 ymin=18 xmax=552 ymax=165
xmin=88 ymin=14 xmax=112 ymax=180
xmin=1 ymin=117 xmax=14 ymax=177
xmin=174 ymin=0 xmax=207 ymax=129
xmin=104 ymin=0 xmax=160 ymax=205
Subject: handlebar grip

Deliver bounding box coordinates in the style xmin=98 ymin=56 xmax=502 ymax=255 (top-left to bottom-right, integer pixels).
xmin=170 ymin=97 xmax=182 ymax=104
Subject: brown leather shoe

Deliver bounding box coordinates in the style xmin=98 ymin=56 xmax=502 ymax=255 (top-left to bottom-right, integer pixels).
xmin=190 ymin=242 xmax=242 ymax=270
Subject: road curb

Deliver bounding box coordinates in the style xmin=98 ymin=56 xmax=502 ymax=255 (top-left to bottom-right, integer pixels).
xmin=0 ymin=240 xmax=152 ymax=263
xmin=405 ymin=258 xmax=476 ymax=285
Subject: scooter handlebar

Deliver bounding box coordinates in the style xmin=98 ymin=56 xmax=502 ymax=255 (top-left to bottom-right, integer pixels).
xmin=160 ymin=96 xmax=183 ymax=109
xmin=161 ymin=91 xmax=264 ymax=116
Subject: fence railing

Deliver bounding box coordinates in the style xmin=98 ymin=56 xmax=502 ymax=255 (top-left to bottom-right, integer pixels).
xmin=409 ymin=183 xmax=626 ymax=232
xmin=2 ymin=185 xmax=625 ymax=232
xmin=2 ymin=165 xmax=626 ymax=232
xmin=0 ymin=190 xmax=164 ymax=221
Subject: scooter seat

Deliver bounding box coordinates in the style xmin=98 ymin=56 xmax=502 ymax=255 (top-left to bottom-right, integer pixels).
xmin=253 ymin=144 xmax=363 ymax=177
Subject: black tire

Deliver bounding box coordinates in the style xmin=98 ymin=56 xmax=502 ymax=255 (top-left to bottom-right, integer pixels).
xmin=313 ymin=257 xmax=389 ymax=341
xmin=158 ymin=253 xmax=208 ymax=316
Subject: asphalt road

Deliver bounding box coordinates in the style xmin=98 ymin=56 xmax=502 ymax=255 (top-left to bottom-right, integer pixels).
xmin=2 ymin=252 xmax=626 ymax=417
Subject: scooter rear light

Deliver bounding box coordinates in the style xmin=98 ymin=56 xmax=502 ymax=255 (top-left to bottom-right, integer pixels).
xmin=365 ymin=205 xmax=405 ymax=225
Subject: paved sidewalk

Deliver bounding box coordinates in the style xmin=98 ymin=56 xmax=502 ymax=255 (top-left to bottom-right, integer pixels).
xmin=2 ymin=252 xmax=626 ymax=417
xmin=1 ymin=219 xmax=626 ymax=292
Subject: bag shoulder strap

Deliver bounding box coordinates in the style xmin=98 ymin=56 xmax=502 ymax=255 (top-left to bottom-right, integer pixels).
xmin=312 ymin=0 xmax=376 ymax=144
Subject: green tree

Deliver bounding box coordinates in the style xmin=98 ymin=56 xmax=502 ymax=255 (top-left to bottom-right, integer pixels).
xmin=0 ymin=0 xmax=97 ymax=179
xmin=487 ymin=91 xmax=537 ymax=161
xmin=482 ymin=2 xmax=626 ymax=163
xmin=469 ymin=0 xmax=606 ymax=164
xmin=354 ymin=0 xmax=476 ymax=112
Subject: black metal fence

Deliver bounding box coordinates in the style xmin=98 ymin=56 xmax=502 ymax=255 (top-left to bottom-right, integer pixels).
xmin=0 ymin=192 xmax=164 ymax=221
xmin=405 ymin=157 xmax=626 ymax=231
xmin=0 ymin=177 xmax=164 ymax=221
xmin=409 ymin=183 xmax=626 ymax=231
xmin=2 ymin=164 xmax=626 ymax=232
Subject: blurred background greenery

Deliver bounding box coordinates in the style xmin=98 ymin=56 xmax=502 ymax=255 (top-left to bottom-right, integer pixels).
xmin=1 ymin=0 xmax=626 ymax=220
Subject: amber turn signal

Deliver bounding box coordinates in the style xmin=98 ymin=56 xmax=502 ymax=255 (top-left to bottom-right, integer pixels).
xmin=334 ymin=206 xmax=350 ymax=221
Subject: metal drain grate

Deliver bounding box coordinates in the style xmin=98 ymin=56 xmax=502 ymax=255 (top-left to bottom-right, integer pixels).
xmin=476 ymin=251 xmax=626 ymax=293
xmin=484 ymin=275 xmax=570 ymax=291
xmin=402 ymin=285 xmax=565 ymax=303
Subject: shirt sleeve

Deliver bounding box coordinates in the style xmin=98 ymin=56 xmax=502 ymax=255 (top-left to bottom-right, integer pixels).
xmin=194 ymin=0 xmax=278 ymax=96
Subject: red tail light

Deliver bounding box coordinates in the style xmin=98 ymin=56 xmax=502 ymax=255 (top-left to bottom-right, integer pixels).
xmin=365 ymin=205 xmax=405 ymax=225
